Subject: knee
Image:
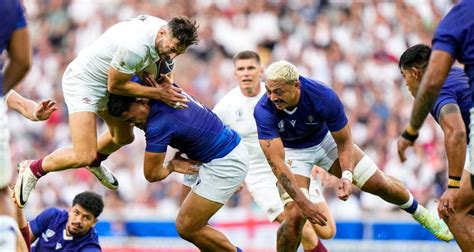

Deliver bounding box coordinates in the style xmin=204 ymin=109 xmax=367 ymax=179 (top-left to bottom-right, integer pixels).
xmin=112 ymin=133 xmax=135 ymax=146
xmin=175 ymin=217 xmax=194 ymax=241
xmin=317 ymin=222 xmax=336 ymax=239
xmin=284 ymin=203 xmax=306 ymax=227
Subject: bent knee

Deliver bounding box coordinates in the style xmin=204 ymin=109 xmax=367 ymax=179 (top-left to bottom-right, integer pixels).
xmin=175 ymin=218 xmax=196 ymax=240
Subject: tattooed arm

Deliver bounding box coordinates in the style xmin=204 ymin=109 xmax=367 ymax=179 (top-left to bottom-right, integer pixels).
xmin=259 ymin=137 xmax=327 ymax=225
xmin=438 ymin=103 xmax=466 ymax=218
xmin=439 ymin=103 xmax=466 ymax=178
xmin=408 ymin=50 xmax=454 ymax=132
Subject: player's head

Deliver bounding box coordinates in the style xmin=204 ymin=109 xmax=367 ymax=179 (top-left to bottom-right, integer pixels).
xmin=156 ymin=16 xmax=199 ymax=61
xmin=66 ymin=191 xmax=104 ymax=237
xmin=264 ymin=60 xmax=300 ymax=110
xmin=399 ymin=44 xmax=431 ymax=96
xmin=107 ymin=94 xmax=150 ymax=130
xmin=233 ymin=50 xmax=264 ymax=97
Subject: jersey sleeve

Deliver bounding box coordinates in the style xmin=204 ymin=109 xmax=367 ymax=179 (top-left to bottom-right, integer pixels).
xmin=29 ymin=208 xmax=62 ymax=237
xmin=145 ymin=117 xmax=173 ymax=153
xmin=111 ymin=48 xmax=145 ymax=74
xmin=15 ymin=0 xmax=27 ymax=29
xmin=320 ymin=89 xmax=348 ymax=132
xmin=254 ymin=104 xmax=280 ymax=140
xmin=431 ymin=1 xmax=467 ymax=59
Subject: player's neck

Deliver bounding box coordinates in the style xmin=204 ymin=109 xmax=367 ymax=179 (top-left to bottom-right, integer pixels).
xmin=240 ymin=84 xmax=261 ymax=97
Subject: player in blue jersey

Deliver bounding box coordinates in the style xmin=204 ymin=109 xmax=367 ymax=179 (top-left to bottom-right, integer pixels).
xmin=14 ymin=190 xmax=103 ymax=251
xmin=0 ymin=0 xmax=31 ymax=250
xmin=399 ymin=44 xmax=474 ymax=250
xmin=107 ymin=92 xmax=248 ymax=252
xmin=254 ymin=60 xmax=454 ymax=251
xmin=400 ymin=1 xmax=474 ymax=189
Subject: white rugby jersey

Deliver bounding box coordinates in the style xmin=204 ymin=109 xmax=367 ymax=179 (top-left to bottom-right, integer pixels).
xmin=213 ymin=83 xmax=268 ymax=172
xmin=69 ymin=15 xmax=165 ymax=84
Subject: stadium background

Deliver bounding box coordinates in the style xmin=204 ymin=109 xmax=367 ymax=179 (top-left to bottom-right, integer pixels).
xmin=6 ymin=0 xmax=461 ymax=251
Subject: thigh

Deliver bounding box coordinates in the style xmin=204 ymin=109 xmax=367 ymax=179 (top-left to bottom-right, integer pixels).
xmin=98 ymin=109 xmax=134 ymax=139
xmin=178 ymin=190 xmax=224 ymax=231
xmin=457 ymin=170 xmax=474 ymax=213
xmin=68 ymin=111 xmax=97 ymax=155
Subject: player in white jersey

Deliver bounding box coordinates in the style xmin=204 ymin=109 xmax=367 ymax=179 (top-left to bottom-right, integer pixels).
xmin=14 ymin=15 xmax=199 ymax=208
xmin=213 ymin=51 xmax=334 ymax=252
xmin=0 ymin=91 xmax=57 ymax=252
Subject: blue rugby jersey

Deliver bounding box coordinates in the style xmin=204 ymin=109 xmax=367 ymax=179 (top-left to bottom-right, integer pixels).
xmin=0 ymin=0 xmax=27 ymax=94
xmin=432 ymin=0 xmax=474 ymax=96
xmin=144 ymin=86 xmax=240 ymax=163
xmin=254 ymin=76 xmax=347 ymax=148
xmin=431 ymin=67 xmax=471 ymax=142
xmin=30 ymin=208 xmax=100 ymax=252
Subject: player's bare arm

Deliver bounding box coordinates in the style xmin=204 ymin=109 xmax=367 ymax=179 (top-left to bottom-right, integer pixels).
xmin=408 ymin=51 xmax=454 ymax=132
xmin=108 ymin=67 xmax=188 ymax=106
xmin=259 ymin=137 xmax=327 ymax=225
xmin=3 ymin=27 xmax=31 ymax=95
xmin=439 ymin=103 xmax=465 ymax=178
xmin=438 ymin=103 xmax=466 ymax=218
xmin=6 ymin=90 xmax=57 ymax=121
xmin=143 ymin=151 xmax=197 ymax=182
xmin=330 ymin=124 xmax=354 ymax=201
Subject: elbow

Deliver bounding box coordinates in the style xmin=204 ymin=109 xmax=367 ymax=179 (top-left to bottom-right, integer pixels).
xmin=144 ymin=170 xmax=163 ymax=183
xmin=107 ymin=82 xmax=118 ymax=94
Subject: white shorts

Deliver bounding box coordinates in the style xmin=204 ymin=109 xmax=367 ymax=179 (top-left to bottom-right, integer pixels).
xmin=245 ymin=162 xmax=325 ymax=222
xmin=285 ymin=133 xmax=338 ymax=177
xmin=62 ymin=64 xmax=109 ymax=114
xmin=0 ymin=216 xmax=18 ymax=252
xmin=183 ymin=142 xmax=249 ymax=204
xmin=0 ymin=101 xmax=12 ymax=188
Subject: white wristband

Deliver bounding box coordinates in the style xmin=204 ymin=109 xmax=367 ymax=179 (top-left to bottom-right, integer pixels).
xmin=342 ymin=170 xmax=353 ymax=183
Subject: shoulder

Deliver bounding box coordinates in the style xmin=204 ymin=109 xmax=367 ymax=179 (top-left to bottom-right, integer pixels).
xmin=216 ymin=87 xmax=242 ymax=105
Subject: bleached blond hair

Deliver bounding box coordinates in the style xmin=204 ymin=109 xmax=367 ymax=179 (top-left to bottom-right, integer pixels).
xmin=265 ymin=60 xmax=299 ymax=83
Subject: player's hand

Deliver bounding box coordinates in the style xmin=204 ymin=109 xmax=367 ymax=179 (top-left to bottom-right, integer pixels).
xmin=397 ymin=136 xmax=414 ymax=162
xmin=143 ymin=72 xmax=189 ymax=108
xmin=169 ymin=152 xmax=200 ymax=175
xmin=302 ymin=203 xmax=328 ymax=226
xmin=337 ymin=178 xmax=352 ymax=201
xmin=34 ymin=99 xmax=58 ymax=121
xmin=313 ymin=166 xmax=337 ymax=188
xmin=437 ymin=188 xmax=459 ymax=219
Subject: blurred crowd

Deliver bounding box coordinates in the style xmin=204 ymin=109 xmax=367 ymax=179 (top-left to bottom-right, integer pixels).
xmin=6 ymin=0 xmax=457 ymax=227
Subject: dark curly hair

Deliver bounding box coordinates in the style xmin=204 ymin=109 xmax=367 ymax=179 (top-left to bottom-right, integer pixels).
xmin=168 ymin=16 xmax=199 ymax=50
xmin=399 ymin=44 xmax=431 ymax=70
xmin=72 ymin=191 xmax=104 ymax=218
xmin=107 ymin=93 xmax=136 ymax=118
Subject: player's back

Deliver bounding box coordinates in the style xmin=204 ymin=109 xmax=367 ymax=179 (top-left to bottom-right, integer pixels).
xmin=146 ymin=87 xmax=240 ymax=163
xmin=70 ymin=15 xmax=165 ymax=83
